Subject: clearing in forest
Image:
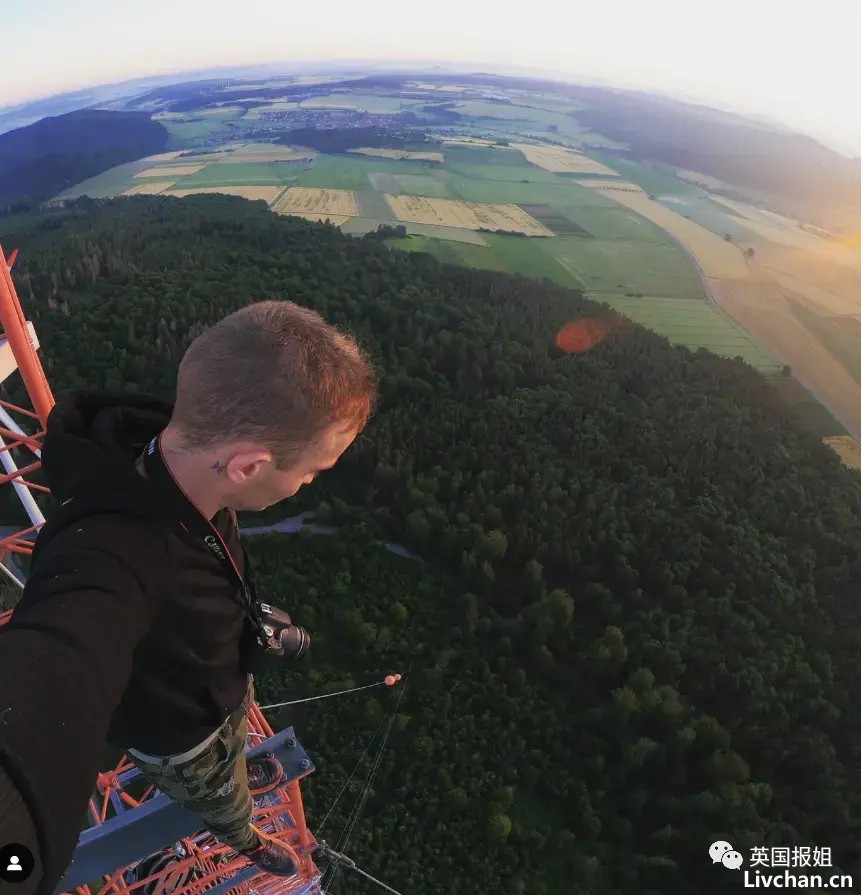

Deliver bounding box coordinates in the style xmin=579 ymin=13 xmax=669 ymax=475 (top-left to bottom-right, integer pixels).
xmin=271 ymin=187 xmax=359 ymax=217
xmin=384 ymin=194 xmax=552 ymax=236
xmin=511 ymin=143 xmax=619 ymax=176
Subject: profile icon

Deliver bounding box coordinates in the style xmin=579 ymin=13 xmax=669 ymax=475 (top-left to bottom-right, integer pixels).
xmin=0 ymin=843 xmax=34 ymax=882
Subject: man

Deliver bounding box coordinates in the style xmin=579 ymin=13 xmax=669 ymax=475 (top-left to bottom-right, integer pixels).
xmin=0 ymin=299 xmax=379 ymax=895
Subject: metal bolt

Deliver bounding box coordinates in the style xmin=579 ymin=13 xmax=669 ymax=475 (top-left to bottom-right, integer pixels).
xmin=300 ymin=758 xmax=311 ymax=769
xmin=286 ymin=737 xmax=296 ymax=749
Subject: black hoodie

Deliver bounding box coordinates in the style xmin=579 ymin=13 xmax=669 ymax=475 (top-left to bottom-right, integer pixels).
xmin=0 ymin=391 xmax=251 ymax=894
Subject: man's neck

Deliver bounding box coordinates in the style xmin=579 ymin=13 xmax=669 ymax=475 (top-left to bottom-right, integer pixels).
xmin=136 ymin=428 xmax=226 ymax=521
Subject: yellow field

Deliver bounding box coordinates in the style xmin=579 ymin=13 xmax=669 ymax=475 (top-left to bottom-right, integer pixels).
xmin=279 ymin=212 xmax=353 ymax=227
xmin=135 ymin=165 xmax=204 ymax=178
xmin=512 ymin=143 xmax=619 ymax=176
xmin=823 ymin=436 xmax=861 ymax=470
xmin=348 ymin=148 xmax=444 ymax=162
xmin=122 ymin=181 xmax=176 ymax=196
xmin=579 ymin=180 xmax=645 ymax=194
xmin=594 ymin=189 xmax=751 ymax=279
xmin=271 ymin=187 xmax=359 ymax=217
xmin=143 ymin=151 xmax=185 ymax=162
xmin=165 ymin=185 xmax=285 ymax=203
xmin=384 ymin=194 xmax=552 ymax=236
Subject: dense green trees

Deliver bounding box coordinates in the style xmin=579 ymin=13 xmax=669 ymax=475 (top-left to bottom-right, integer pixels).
xmin=0 ymin=111 xmax=167 ymax=213
xmin=5 ymin=195 xmax=860 ymax=892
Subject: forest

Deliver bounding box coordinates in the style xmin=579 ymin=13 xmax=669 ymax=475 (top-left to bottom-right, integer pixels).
xmin=0 ymin=110 xmax=167 ymax=214
xmin=2 ymin=194 xmax=860 ymax=893
xmin=274 ymin=127 xmax=428 ymax=154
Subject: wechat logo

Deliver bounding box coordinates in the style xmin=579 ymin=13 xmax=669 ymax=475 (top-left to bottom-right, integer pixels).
xmin=710 ymin=840 xmax=744 ymax=870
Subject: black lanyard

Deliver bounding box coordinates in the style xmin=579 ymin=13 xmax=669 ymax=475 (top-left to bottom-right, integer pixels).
xmin=141 ymin=433 xmax=260 ymax=619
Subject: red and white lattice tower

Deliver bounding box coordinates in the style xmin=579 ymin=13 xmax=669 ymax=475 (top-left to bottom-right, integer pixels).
xmin=0 ymin=244 xmax=325 ymax=895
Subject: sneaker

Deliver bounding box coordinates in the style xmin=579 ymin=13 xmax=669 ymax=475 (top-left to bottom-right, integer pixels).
xmin=247 ymin=752 xmax=285 ymax=796
xmin=239 ymin=825 xmax=299 ymax=877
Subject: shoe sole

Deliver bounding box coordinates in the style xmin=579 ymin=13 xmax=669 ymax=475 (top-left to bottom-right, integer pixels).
xmin=250 ymin=779 xmax=284 ymax=796
xmin=248 ymin=757 xmax=285 ymax=796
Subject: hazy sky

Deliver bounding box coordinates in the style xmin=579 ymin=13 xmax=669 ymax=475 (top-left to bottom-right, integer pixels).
xmin=5 ymin=0 xmax=859 ymax=155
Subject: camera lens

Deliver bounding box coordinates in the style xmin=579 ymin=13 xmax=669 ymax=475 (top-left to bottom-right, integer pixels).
xmin=280 ymin=624 xmax=311 ymax=661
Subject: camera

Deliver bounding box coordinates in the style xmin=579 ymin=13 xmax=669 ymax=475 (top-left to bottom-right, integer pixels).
xmin=240 ymin=602 xmax=311 ymax=675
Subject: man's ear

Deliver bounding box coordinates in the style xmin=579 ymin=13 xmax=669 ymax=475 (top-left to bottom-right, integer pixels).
xmin=226 ymin=449 xmax=273 ymax=483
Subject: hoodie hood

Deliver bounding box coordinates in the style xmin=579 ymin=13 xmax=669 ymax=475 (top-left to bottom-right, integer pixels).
xmin=41 ymin=390 xmax=174 ymax=509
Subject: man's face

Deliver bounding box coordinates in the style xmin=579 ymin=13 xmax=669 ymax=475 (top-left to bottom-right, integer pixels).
xmin=224 ymin=423 xmax=359 ymax=512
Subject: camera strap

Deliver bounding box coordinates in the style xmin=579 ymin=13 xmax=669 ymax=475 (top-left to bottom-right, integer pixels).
xmin=141 ymin=433 xmax=261 ymax=627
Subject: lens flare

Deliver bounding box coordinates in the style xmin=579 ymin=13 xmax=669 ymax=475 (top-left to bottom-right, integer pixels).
xmin=555 ymin=313 xmax=628 ymax=354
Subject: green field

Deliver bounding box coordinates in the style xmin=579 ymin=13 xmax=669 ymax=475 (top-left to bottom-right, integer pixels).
xmin=386 ymin=235 xmax=509 ymax=271
xmin=553 ymin=204 xmax=676 ymax=243
xmin=548 ymin=236 xmax=706 ymax=298
xmin=297 ymin=154 xmax=440 ymax=190
xmin=155 ymin=116 xmax=231 ymax=147
xmin=393 ymin=174 xmax=452 ymax=197
xmin=597 ymin=296 xmax=782 ymax=372
xmin=355 ymin=191 xmax=395 ymax=218
xmin=173 ymin=162 xmax=300 ymax=188
xmin=581 ymin=154 xmax=702 ymax=197
xmin=447 ymin=176 xmax=616 ymax=206
xmin=299 ymin=93 xmax=419 ymax=113
xmin=54 ymin=158 xmax=162 ymax=199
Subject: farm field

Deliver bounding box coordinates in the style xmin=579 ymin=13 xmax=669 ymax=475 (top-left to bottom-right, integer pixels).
xmin=135 ymin=165 xmax=204 ymax=178
xmin=272 ymin=187 xmax=359 ymax=217
xmin=591 ymin=188 xmax=752 ymax=278
xmin=174 ymin=162 xmax=300 ymax=187
xmin=384 ymin=194 xmax=552 ymax=236
xmin=348 ymin=148 xmax=444 ymax=162
xmin=512 ymin=143 xmax=619 ymax=175
xmin=123 ymin=181 xmax=176 ymax=196
xmin=822 ymin=436 xmax=861 ymax=471
xmin=597 ymin=296 xmax=779 ymax=371
xmin=548 ymin=236 xmax=707 ymax=297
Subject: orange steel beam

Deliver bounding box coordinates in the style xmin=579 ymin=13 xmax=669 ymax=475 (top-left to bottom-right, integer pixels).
xmin=0 ymin=244 xmax=55 ymax=426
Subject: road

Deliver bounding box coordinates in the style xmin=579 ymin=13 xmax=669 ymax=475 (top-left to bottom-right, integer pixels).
xmin=240 ymin=512 xmax=424 ymax=562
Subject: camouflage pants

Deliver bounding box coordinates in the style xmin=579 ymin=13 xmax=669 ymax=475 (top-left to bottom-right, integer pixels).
xmin=123 ymin=676 xmax=260 ymax=852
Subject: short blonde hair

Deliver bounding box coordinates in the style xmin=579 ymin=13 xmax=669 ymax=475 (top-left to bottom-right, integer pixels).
xmin=170 ymin=300 xmax=379 ymax=467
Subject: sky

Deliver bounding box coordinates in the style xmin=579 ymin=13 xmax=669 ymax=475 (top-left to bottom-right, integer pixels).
xmin=4 ymin=0 xmax=859 ymax=155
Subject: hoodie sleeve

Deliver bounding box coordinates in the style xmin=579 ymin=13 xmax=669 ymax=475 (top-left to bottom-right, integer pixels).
xmin=0 ymin=515 xmax=166 ymax=895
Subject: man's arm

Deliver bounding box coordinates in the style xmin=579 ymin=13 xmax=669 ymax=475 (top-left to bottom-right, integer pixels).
xmin=0 ymin=518 xmax=165 ymax=895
